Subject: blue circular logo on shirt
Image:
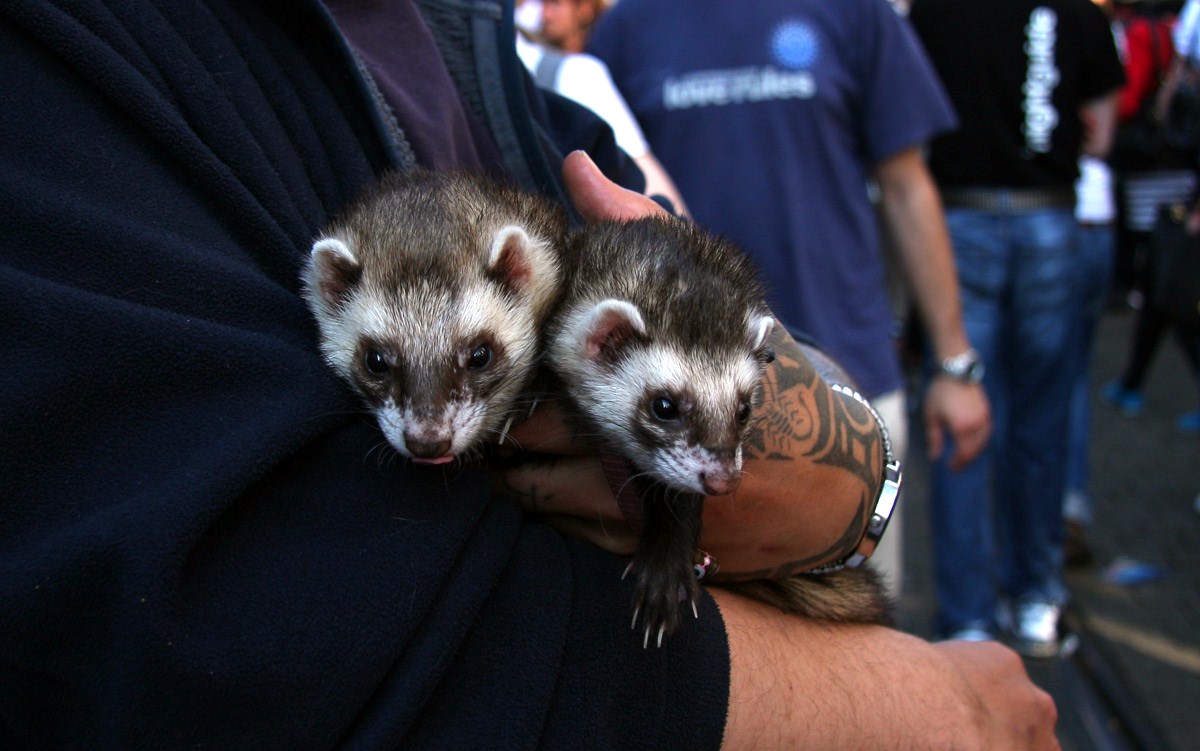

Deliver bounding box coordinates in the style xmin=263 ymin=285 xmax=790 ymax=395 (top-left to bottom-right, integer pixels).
xmin=771 ymin=21 xmax=819 ymax=70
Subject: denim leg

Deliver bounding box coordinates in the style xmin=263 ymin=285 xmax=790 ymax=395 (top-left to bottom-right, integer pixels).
xmin=931 ymin=209 xmax=1006 ymax=633
xmin=995 ymin=210 xmax=1078 ymax=606
xmin=1064 ymin=223 xmax=1114 ymax=520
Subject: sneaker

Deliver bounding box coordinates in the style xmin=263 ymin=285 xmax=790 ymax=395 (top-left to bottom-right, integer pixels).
xmin=1009 ymin=601 xmax=1061 ymax=658
xmin=1101 ymin=381 xmax=1144 ymax=417
xmin=944 ymin=627 xmax=994 ymax=643
xmin=1177 ymin=409 xmax=1200 ymax=436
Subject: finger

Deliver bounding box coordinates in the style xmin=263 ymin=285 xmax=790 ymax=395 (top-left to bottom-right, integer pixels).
xmin=501 ymin=401 xmax=593 ymax=456
xmin=925 ymin=413 xmax=944 ymax=463
xmin=494 ymin=455 xmax=620 ymax=517
xmin=947 ymin=410 xmax=992 ymax=470
xmin=562 ymin=150 xmax=667 ymax=224
xmin=948 ymin=425 xmax=986 ymax=471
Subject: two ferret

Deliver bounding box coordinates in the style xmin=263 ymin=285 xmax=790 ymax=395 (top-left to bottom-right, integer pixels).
xmin=302 ymin=169 xmax=891 ymax=644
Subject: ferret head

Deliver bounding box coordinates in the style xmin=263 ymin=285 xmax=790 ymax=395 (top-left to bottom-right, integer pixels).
xmin=301 ymin=172 xmax=563 ymax=464
xmin=553 ymin=298 xmax=775 ymax=495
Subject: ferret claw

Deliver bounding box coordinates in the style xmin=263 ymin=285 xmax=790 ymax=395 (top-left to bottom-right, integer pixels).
xmin=498 ymin=415 xmax=515 ymax=446
xmin=657 ymin=625 xmax=665 ymax=649
xmin=631 ymin=605 xmax=640 ymax=630
xmin=692 ymin=600 xmax=699 ymax=619
xmin=643 ymin=626 xmax=650 ymax=649
xmin=622 ymin=561 xmax=636 ymax=581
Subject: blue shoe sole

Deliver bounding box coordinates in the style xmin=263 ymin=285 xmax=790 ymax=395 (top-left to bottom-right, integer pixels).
xmin=1101 ymin=381 xmax=1144 ymax=417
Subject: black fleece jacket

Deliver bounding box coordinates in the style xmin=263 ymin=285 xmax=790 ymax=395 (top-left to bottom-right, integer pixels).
xmin=0 ymin=0 xmax=727 ymax=748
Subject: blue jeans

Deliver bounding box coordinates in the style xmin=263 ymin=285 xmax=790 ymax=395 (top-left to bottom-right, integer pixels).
xmin=1064 ymin=223 xmax=1115 ymax=524
xmin=932 ymin=206 xmax=1078 ymax=635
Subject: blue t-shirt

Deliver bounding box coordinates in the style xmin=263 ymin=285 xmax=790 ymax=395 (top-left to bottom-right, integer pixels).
xmin=590 ymin=0 xmax=957 ymax=396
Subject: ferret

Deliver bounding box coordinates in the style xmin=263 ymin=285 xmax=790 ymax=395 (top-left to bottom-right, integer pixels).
xmin=303 ymin=172 xmax=889 ymax=641
xmin=545 ymin=216 xmax=892 ymax=646
xmin=301 ymin=169 xmax=566 ymax=464
xmin=544 ymin=216 xmax=775 ymax=645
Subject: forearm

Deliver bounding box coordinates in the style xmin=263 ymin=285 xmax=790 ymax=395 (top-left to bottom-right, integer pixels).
xmin=876 ymin=149 xmax=991 ymax=465
xmin=634 ymin=152 xmax=690 ymax=217
xmin=713 ymin=589 xmax=1059 ymax=751
xmin=1080 ymin=91 xmax=1119 ymax=159
xmin=876 ymin=148 xmax=970 ymax=361
xmin=702 ymin=326 xmax=881 ymax=578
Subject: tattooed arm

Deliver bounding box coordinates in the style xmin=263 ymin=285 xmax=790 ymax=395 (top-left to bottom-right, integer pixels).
xmin=698 ymin=327 xmax=883 ymax=579
xmin=493 ymin=324 xmax=881 ymax=578
xmin=495 ymin=152 xmax=883 ymax=578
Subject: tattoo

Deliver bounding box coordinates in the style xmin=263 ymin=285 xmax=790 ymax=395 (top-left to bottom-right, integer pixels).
xmin=743 ymin=330 xmax=821 ymax=461
xmin=813 ymin=385 xmax=882 ymax=492
xmin=747 ymin=330 xmax=883 ymax=495
xmin=711 ymin=491 xmax=871 ymax=582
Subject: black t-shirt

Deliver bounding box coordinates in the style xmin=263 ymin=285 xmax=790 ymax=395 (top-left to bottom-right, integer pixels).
xmin=911 ymin=0 xmax=1125 ymax=188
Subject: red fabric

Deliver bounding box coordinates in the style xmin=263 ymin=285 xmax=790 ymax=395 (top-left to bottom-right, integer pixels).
xmin=1120 ymin=16 xmax=1175 ymax=122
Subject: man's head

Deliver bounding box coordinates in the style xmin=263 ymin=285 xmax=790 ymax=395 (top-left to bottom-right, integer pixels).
xmin=540 ymin=0 xmax=606 ymax=53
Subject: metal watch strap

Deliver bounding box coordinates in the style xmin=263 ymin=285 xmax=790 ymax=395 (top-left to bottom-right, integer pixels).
xmin=807 ymin=384 xmax=903 ymax=574
xmin=939 ymin=347 xmax=984 ymax=384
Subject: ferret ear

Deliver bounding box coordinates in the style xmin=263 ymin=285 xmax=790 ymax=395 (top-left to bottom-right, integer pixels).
xmin=579 ymin=299 xmax=646 ymax=363
xmin=309 ymin=237 xmax=362 ymax=306
xmin=487 ymin=225 xmax=535 ymax=293
xmin=747 ymin=315 xmax=776 ymax=363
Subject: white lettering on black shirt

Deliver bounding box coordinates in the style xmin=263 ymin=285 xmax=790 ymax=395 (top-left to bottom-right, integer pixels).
xmin=1023 ymin=7 xmax=1060 ymax=154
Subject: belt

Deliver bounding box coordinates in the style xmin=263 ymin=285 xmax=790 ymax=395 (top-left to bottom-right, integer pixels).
xmin=941 ymin=187 xmax=1076 ymax=211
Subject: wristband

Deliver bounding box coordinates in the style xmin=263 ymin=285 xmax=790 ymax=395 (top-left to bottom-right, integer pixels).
xmin=806 ymin=384 xmax=902 ymax=574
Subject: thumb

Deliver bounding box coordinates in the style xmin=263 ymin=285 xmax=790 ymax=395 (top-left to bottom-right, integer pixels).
xmin=562 ymin=150 xmax=666 ymax=224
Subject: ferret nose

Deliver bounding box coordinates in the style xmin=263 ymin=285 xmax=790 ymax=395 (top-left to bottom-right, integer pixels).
xmin=406 ymin=437 xmax=453 ymax=460
xmin=700 ymin=469 xmax=740 ymax=496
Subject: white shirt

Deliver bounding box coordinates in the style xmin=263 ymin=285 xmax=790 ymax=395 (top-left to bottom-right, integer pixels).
xmin=1075 ymin=156 xmax=1115 ymax=224
xmin=515 ymin=34 xmax=650 ymax=158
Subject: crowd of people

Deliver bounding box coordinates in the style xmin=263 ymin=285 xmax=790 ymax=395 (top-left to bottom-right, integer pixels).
xmin=5 ymin=0 xmax=1199 ymax=746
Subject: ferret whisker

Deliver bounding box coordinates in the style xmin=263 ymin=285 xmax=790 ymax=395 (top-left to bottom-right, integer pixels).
xmin=612 ymin=468 xmax=656 ymax=502
xmin=304 ymin=407 xmax=373 ymax=423
xmin=479 ymin=423 xmax=525 ymax=453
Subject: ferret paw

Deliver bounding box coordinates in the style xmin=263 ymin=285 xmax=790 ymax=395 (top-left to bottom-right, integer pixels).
xmin=629 ymin=559 xmax=699 ymax=648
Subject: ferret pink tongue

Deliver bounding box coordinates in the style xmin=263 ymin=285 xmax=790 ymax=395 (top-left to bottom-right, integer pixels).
xmin=411 ymin=455 xmax=455 ymax=466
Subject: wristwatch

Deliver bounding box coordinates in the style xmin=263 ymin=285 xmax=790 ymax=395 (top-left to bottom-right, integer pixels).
xmin=806 ymin=385 xmax=902 ymax=574
xmin=938 ymin=348 xmax=985 ymax=384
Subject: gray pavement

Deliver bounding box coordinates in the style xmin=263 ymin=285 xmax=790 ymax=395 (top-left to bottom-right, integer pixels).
xmin=894 ymin=307 xmax=1200 ymax=750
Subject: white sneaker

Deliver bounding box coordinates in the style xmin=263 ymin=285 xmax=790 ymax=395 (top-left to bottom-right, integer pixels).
xmin=1011 ymin=601 xmax=1060 ymax=658
xmin=944 ymin=627 xmax=994 ymax=643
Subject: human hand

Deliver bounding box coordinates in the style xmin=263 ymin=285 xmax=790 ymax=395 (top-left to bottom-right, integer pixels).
xmin=924 ymin=376 xmax=991 ymax=471
xmin=935 ymin=639 xmax=1061 ymax=750
xmin=715 ymin=589 xmax=1059 ymax=750
xmin=493 ymin=395 xmax=639 ymax=556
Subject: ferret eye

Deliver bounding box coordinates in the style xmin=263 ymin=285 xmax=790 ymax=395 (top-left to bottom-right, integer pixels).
xmin=363 ymin=348 xmax=389 ymax=376
xmin=650 ymin=394 xmax=680 ymax=422
xmin=737 ymin=401 xmax=753 ymax=425
xmin=467 ymin=343 xmax=492 ymax=370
